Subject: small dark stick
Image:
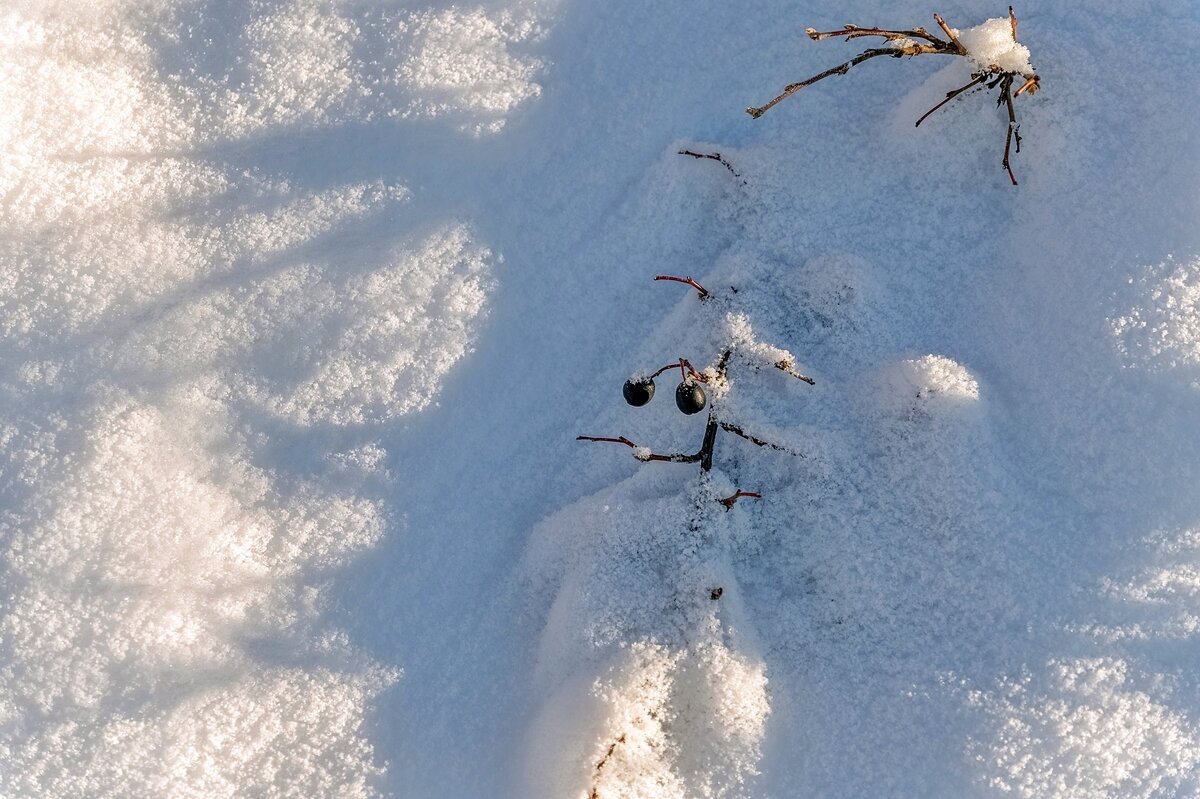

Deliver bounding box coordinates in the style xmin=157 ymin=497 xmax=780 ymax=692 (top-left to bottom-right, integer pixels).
xmin=719 ymin=422 xmax=800 ymax=456
xmin=1000 ymin=75 xmax=1020 ymax=185
xmin=678 ymin=149 xmax=742 ymax=179
xmin=710 ymin=587 xmax=724 ymax=600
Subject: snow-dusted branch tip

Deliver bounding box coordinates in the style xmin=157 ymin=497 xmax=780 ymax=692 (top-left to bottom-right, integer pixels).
xmin=747 ymin=8 xmax=1042 ymax=185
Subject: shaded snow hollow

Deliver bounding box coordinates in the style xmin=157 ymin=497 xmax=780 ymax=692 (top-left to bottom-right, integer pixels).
xmin=3 ymin=1 xmax=1200 ymax=798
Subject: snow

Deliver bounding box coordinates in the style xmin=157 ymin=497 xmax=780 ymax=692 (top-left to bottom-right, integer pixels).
xmin=2 ymin=1 xmax=1200 ymax=797
xmin=955 ymin=17 xmax=1035 ymax=76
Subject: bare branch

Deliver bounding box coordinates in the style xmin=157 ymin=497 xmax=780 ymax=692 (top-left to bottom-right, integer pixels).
xmin=1009 ymin=5 xmax=1018 ymax=41
xmin=915 ymin=73 xmax=988 ymax=128
xmin=748 ymin=47 xmax=924 ymax=119
xmin=806 ymin=24 xmax=947 ymax=47
xmin=654 ymin=274 xmax=708 ymax=299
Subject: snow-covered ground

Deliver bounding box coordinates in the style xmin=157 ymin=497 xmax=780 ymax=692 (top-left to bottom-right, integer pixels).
xmin=2 ymin=1 xmax=1198 ymax=797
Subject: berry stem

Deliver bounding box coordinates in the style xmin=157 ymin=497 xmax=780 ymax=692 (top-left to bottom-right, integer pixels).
xmin=648 ymin=358 xmax=707 ymax=382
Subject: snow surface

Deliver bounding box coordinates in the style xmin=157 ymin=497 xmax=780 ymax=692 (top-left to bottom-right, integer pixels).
xmin=2 ymin=1 xmax=1199 ymax=797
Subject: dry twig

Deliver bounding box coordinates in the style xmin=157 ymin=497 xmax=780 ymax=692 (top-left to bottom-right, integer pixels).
xmin=747 ymin=9 xmax=1041 ymax=185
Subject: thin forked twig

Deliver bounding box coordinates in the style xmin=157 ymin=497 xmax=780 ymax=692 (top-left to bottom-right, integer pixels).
xmin=805 ymin=24 xmax=943 ymax=46
xmin=915 ymin=73 xmax=988 ymax=128
xmin=719 ymin=422 xmax=800 ymax=456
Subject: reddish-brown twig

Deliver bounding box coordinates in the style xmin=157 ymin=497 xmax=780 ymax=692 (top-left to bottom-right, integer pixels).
xmin=576 ymin=435 xmax=704 ymax=464
xmin=678 ymin=149 xmax=742 ymax=179
xmin=718 ymin=490 xmax=762 ymax=509
xmin=654 ymin=274 xmax=708 ymax=299
xmin=1014 ymin=74 xmax=1039 ymax=97
xmin=647 ymin=358 xmax=710 ymax=383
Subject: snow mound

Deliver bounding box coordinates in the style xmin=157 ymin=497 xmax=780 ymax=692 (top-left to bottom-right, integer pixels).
xmin=523 ymin=471 xmax=770 ymax=798
xmin=955 ymin=17 xmax=1034 ymax=76
xmin=1111 ymin=254 xmax=1200 ymax=384
xmin=875 ymin=354 xmax=981 ymax=424
xmin=967 ymin=658 xmax=1200 ymax=799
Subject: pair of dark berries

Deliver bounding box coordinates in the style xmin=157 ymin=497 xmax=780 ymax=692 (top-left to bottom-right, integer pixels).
xmin=623 ymin=377 xmax=707 ymax=415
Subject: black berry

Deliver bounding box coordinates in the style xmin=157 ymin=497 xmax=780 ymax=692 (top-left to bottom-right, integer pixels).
xmin=623 ymin=377 xmax=655 ymax=407
xmin=675 ymin=381 xmax=707 ymax=415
